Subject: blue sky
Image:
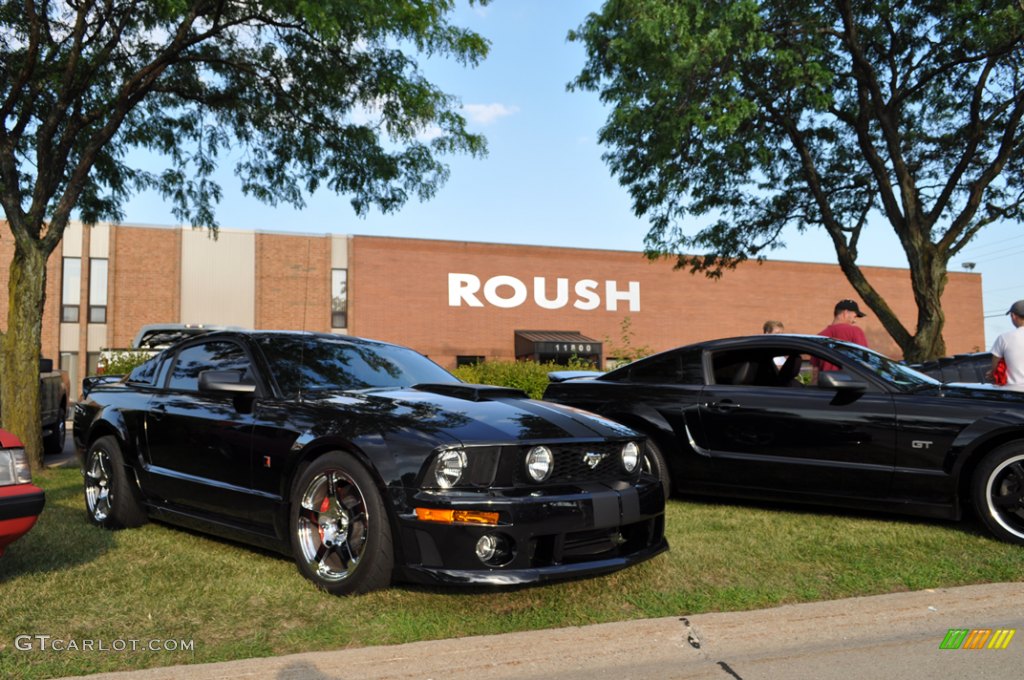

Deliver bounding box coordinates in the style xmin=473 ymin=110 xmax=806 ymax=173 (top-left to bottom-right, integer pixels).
xmin=119 ymin=0 xmax=1022 ymax=347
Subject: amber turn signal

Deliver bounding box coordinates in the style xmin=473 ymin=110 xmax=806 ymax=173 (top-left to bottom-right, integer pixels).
xmin=415 ymin=508 xmax=500 ymax=525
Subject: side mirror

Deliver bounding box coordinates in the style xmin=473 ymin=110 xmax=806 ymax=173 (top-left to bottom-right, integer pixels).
xmin=817 ymin=370 xmax=867 ymax=393
xmin=199 ymin=370 xmax=256 ymax=395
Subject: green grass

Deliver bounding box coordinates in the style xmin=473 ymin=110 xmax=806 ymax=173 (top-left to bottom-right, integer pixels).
xmin=2 ymin=468 xmax=1023 ymax=679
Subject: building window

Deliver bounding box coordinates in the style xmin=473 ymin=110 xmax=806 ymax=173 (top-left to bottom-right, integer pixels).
xmin=456 ymin=355 xmax=484 ymax=367
xmin=331 ymin=269 xmax=348 ymax=328
xmin=86 ymin=352 xmax=101 ymax=377
xmin=60 ymin=352 xmax=78 ymax=402
xmin=89 ymin=258 xmax=108 ymax=324
xmin=61 ymin=257 xmax=81 ymax=323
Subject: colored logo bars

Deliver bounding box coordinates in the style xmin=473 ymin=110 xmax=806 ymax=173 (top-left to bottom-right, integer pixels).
xmin=940 ymin=629 xmax=1016 ymax=650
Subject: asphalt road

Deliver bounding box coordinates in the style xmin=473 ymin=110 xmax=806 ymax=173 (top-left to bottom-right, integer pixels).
xmin=57 ymin=582 xmax=1022 ymax=680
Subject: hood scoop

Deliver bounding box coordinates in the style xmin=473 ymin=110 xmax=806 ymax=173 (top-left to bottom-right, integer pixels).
xmin=413 ymin=383 xmax=528 ymax=402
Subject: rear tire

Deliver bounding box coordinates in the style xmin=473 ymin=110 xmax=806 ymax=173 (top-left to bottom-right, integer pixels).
xmin=43 ymin=406 xmax=66 ymax=455
xmin=290 ymin=451 xmax=394 ymax=595
xmin=972 ymin=442 xmax=1024 ymax=545
xmin=83 ymin=435 xmax=147 ymax=529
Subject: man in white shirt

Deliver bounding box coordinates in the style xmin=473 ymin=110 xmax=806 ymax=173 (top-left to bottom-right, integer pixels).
xmin=989 ymin=299 xmax=1024 ymax=389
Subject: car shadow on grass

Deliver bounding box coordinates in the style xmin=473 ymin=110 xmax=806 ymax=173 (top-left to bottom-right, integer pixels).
xmin=0 ymin=469 xmax=117 ymax=579
xmin=676 ymin=493 xmax=997 ymax=543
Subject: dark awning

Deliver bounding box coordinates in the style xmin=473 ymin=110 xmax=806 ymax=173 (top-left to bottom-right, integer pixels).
xmin=514 ymin=330 xmax=602 ymax=361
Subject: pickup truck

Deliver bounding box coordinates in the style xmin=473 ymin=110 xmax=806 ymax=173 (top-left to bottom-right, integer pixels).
xmin=0 ymin=359 xmax=69 ymax=455
xmin=39 ymin=359 xmax=69 ymax=455
xmin=97 ymin=323 xmax=236 ymax=374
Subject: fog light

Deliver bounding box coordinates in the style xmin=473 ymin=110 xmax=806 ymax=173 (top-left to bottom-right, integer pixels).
xmin=525 ymin=446 xmax=553 ymax=482
xmin=475 ymin=533 xmax=513 ymax=566
xmin=476 ymin=534 xmax=499 ymax=562
xmin=621 ymin=441 xmax=640 ymax=473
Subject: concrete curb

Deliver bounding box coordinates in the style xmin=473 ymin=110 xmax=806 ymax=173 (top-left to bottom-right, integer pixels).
xmin=65 ymin=582 xmax=1024 ymax=680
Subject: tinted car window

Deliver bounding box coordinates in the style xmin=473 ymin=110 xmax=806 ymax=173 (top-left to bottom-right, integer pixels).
xmin=127 ymin=356 xmax=159 ymax=385
xmin=167 ymin=341 xmax=251 ymax=392
xmin=257 ymin=335 xmax=456 ymax=397
xmin=625 ymin=349 xmax=704 ymax=384
xmin=827 ymin=341 xmax=940 ymax=391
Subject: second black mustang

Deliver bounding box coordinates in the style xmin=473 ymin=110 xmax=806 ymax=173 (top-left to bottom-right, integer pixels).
xmin=73 ymin=330 xmax=666 ymax=595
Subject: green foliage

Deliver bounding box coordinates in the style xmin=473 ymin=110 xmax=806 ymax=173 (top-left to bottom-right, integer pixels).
xmin=5 ymin=467 xmax=1024 ymax=678
xmin=603 ymin=316 xmax=653 ymax=365
xmin=452 ymin=358 xmax=593 ymax=399
xmin=569 ymin=0 xmax=1024 ymax=360
xmin=99 ymin=351 xmax=153 ymax=378
xmin=0 ymin=0 xmax=491 ymax=466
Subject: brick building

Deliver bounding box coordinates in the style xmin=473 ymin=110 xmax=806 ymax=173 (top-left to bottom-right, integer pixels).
xmin=0 ymin=221 xmax=986 ymax=394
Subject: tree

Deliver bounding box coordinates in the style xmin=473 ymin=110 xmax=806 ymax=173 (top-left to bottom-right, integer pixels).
xmin=0 ymin=0 xmax=489 ymax=467
xmin=570 ymin=0 xmax=1024 ymax=362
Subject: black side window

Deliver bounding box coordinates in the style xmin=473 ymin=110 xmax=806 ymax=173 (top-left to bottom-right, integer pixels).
xmin=126 ymin=356 xmax=159 ymax=385
xmin=167 ymin=341 xmax=250 ymax=392
xmin=627 ymin=349 xmax=703 ymax=384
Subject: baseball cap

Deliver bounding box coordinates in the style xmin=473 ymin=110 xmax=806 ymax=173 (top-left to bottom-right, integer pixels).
xmin=835 ymin=299 xmax=866 ymax=318
xmin=1007 ymin=300 xmax=1024 ymax=316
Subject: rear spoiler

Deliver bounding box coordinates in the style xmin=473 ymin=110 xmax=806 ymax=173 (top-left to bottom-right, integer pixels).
xmin=82 ymin=375 xmax=123 ymax=397
xmin=546 ymin=370 xmax=605 ymax=383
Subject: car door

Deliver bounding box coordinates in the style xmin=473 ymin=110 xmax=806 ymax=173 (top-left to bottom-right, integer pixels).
xmin=143 ymin=339 xmax=263 ymax=524
xmin=695 ymin=345 xmax=897 ymax=500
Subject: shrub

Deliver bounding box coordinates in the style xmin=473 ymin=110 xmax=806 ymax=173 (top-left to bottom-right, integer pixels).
xmin=452 ymin=358 xmax=594 ymax=399
xmin=99 ymin=351 xmax=152 ymax=377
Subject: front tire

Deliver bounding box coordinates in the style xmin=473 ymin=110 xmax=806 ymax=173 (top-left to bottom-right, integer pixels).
xmin=643 ymin=439 xmax=671 ymax=500
xmin=83 ymin=435 xmax=147 ymax=529
xmin=290 ymin=452 xmax=394 ymax=595
xmin=972 ymin=443 xmax=1024 ymax=545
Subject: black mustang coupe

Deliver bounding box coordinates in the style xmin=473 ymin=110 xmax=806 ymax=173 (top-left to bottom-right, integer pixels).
xmin=543 ymin=334 xmax=1024 ymax=546
xmin=73 ymin=331 xmax=666 ymax=595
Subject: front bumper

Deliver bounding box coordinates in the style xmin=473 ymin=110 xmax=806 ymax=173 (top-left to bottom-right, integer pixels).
xmin=394 ymin=477 xmax=667 ymax=586
xmin=0 ymin=484 xmax=45 ymax=555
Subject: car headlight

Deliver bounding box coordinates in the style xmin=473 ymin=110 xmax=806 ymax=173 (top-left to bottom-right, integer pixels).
xmin=525 ymin=446 xmax=553 ymax=482
xmin=433 ymin=449 xmax=467 ymax=489
xmin=621 ymin=441 xmax=640 ymax=473
xmin=0 ymin=447 xmax=32 ymax=486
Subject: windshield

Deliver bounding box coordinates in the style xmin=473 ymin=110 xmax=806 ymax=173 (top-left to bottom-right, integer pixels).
xmin=826 ymin=341 xmax=941 ymax=392
xmin=257 ymin=335 xmax=456 ymax=397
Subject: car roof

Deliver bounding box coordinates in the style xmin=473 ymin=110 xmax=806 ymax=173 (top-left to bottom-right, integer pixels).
xmin=602 ymin=334 xmax=865 ymax=379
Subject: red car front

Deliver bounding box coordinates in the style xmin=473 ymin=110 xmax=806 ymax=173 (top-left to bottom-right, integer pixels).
xmin=0 ymin=430 xmax=45 ymax=556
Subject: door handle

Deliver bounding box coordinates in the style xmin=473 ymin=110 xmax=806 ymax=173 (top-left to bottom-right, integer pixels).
xmin=707 ymin=400 xmax=739 ymax=412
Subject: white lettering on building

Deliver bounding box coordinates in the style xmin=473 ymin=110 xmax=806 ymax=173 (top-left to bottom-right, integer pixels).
xmin=449 ymin=274 xmax=640 ymax=312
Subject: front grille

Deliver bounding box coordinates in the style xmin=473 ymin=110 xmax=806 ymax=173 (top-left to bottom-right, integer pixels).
xmin=530 ymin=516 xmax=664 ymax=566
xmin=508 ymin=442 xmax=636 ymax=486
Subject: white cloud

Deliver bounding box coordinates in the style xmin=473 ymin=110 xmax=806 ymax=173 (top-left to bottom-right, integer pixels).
xmin=463 ymin=103 xmax=519 ymax=125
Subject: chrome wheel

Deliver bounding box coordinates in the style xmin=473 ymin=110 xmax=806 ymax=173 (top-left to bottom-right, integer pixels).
xmin=84 ymin=449 xmax=112 ymax=523
xmin=983 ymin=453 xmax=1024 ymax=542
xmin=296 ymin=469 xmax=369 ymax=583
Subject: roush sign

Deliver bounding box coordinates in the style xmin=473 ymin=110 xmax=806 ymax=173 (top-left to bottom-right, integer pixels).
xmin=448 ymin=274 xmax=641 ymax=312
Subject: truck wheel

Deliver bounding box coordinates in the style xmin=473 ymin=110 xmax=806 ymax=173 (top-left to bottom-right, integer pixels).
xmin=43 ymin=406 xmax=66 ymax=455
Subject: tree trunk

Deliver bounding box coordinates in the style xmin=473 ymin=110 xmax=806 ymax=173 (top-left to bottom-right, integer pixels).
xmin=902 ymin=259 xmax=949 ymax=363
xmin=1 ymin=242 xmax=48 ymax=469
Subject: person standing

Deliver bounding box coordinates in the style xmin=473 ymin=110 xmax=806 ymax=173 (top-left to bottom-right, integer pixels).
xmin=813 ymin=299 xmax=868 ymax=374
xmin=819 ymin=299 xmax=869 ymax=347
xmin=763 ymin=320 xmax=785 ymax=334
xmin=989 ymin=300 xmax=1024 ymax=389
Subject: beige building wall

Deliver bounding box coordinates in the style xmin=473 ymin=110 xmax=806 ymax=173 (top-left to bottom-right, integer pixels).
xmin=181 ymin=229 xmax=256 ymax=328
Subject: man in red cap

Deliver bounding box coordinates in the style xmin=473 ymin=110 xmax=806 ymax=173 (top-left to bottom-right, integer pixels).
xmin=989 ymin=299 xmax=1024 ymax=389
